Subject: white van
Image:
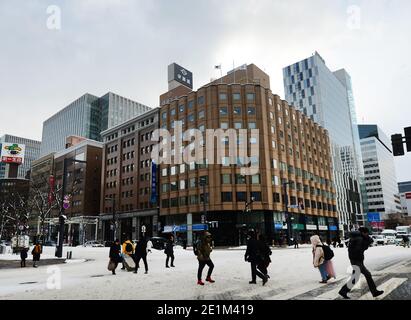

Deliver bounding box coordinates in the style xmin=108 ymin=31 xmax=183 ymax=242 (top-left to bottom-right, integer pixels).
xmin=381 ymin=229 xmax=397 ymax=244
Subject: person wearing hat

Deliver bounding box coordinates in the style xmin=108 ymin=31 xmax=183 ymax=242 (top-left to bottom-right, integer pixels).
xmin=196 ymin=231 xmax=215 ymax=285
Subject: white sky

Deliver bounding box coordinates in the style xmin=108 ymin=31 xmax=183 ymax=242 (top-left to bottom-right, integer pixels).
xmin=0 ymin=0 xmax=410 ymax=181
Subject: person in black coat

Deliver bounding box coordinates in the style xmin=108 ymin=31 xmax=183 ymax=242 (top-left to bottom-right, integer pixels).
xmin=134 ymin=236 xmax=149 ymax=274
xmin=109 ymin=239 xmax=122 ymax=275
xmin=165 ymin=235 xmax=175 ymax=268
xmin=256 ymin=234 xmax=272 ymax=278
xmin=20 ymin=248 xmax=28 ymax=268
xmin=339 ymin=228 xmax=384 ymax=299
xmin=245 ymin=231 xmax=268 ymax=285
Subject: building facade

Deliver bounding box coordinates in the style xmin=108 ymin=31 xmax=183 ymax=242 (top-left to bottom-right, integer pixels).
xmin=398 ymin=181 xmax=411 ymax=216
xmin=99 ymin=108 xmax=160 ymax=243
xmin=0 ymin=134 xmax=41 ymax=179
xmin=358 ymin=125 xmax=401 ymax=219
xmin=283 ymin=52 xmax=364 ymax=232
xmin=158 ymin=64 xmax=337 ymax=246
xmin=40 ymin=92 xmax=151 ymax=157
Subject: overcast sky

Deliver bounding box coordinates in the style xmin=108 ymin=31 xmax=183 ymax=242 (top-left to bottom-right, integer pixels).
xmin=0 ymin=0 xmax=410 ymax=181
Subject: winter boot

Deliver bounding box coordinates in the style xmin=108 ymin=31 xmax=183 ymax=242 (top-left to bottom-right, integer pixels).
xmin=373 ymin=290 xmax=384 ymax=298
xmin=262 ymin=275 xmax=268 ymax=286
xmin=249 ymin=281 xmax=257 ymax=284
xmin=197 ymin=280 xmax=205 ymax=286
xmin=206 ymin=276 xmax=215 ymax=283
xmin=338 ymin=288 xmax=350 ymax=299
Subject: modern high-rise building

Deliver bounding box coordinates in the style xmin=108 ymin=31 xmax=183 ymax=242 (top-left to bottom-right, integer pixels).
xmin=358 ymin=124 xmax=401 ymax=218
xmin=398 ymin=181 xmax=411 ymax=216
xmin=40 ymin=92 xmax=151 ymax=157
xmin=158 ymin=64 xmax=337 ymax=246
xmin=283 ymin=52 xmax=364 ymax=232
xmin=0 ymin=134 xmax=41 ymax=179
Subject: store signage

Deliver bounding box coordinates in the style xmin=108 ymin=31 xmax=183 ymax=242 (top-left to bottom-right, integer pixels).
xmin=318 ymin=225 xmax=328 ymax=231
xmin=169 ymin=63 xmax=193 ymax=89
xmin=292 ymin=223 xmax=305 ymax=230
xmin=329 ymin=226 xmax=338 ymax=231
xmin=367 ymin=212 xmax=381 ymax=222
xmin=274 ymin=223 xmax=284 ymax=230
xmin=1 ymin=143 xmax=25 ymax=164
xmin=150 ymin=161 xmax=157 ymax=204
xmin=306 ymin=224 xmax=317 ymax=230
xmin=406 ymin=192 xmax=411 ymax=199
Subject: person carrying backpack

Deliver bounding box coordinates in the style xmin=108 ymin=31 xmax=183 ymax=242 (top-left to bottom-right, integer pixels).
xmin=310 ymin=235 xmax=332 ymax=283
xmin=195 ymin=231 xmax=215 ymax=285
xmin=31 ymin=242 xmax=42 ymax=268
xmin=121 ymin=238 xmax=135 ymax=270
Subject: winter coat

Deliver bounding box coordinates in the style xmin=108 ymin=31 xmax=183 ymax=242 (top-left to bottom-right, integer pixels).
xmin=31 ymin=245 xmax=42 ymax=262
xmin=310 ymin=235 xmax=325 ymax=268
xmin=134 ymin=239 xmax=148 ymax=258
xmin=245 ymin=238 xmax=262 ymax=263
xmin=20 ymin=249 xmax=28 ymax=260
xmin=197 ymin=237 xmax=213 ymax=262
xmin=122 ymin=240 xmax=134 ymax=256
xmin=347 ymin=231 xmax=373 ymax=262
xmin=164 ymin=239 xmax=174 ymax=255
xmin=257 ymin=240 xmax=272 ymax=266
xmin=109 ymin=243 xmax=122 ymax=263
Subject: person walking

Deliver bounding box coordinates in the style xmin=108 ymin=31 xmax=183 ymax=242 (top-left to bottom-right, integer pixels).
xmin=165 ymin=235 xmax=175 ymax=268
xmin=134 ymin=236 xmax=150 ymax=274
xmin=109 ymin=239 xmax=122 ymax=275
xmin=402 ymin=234 xmax=410 ymax=248
xmin=294 ymin=235 xmax=299 ymax=249
xmin=196 ymin=231 xmax=215 ymax=285
xmin=245 ymin=230 xmax=268 ymax=286
xmin=31 ymin=242 xmax=42 ymax=268
xmin=310 ymin=235 xmax=330 ymax=283
xmin=121 ymin=237 xmax=135 ymax=271
xmin=20 ymin=248 xmax=28 ymax=268
xmin=257 ymin=234 xmax=272 ymax=278
xmin=339 ymin=227 xmax=384 ymax=299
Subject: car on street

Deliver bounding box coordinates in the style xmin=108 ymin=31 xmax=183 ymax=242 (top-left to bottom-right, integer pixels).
xmin=395 ymin=236 xmax=404 ymax=246
xmin=150 ymin=237 xmax=167 ymax=250
xmin=374 ymin=235 xmax=388 ymax=245
xmin=79 ymin=241 xmax=104 ymax=247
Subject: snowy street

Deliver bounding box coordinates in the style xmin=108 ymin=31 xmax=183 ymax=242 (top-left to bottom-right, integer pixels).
xmin=1 ymin=245 xmax=411 ymax=300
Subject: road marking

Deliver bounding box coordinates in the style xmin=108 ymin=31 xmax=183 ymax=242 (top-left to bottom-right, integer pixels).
xmin=359 ymin=278 xmax=407 ymax=300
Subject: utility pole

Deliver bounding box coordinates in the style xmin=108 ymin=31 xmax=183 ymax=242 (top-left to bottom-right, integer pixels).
xmin=283 ymin=182 xmax=291 ymax=246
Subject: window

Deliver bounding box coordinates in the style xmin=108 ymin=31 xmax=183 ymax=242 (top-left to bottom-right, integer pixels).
xmin=234 ymin=122 xmax=242 ymax=129
xmin=247 ymin=107 xmax=256 ymax=115
xmin=232 ymin=93 xmax=241 ymax=100
xmin=161 ymin=112 xmax=167 ymax=120
xmin=268 ymin=98 xmax=273 ymax=105
xmin=246 ymin=93 xmax=255 ymax=102
xmin=179 ymin=163 xmax=185 ymax=174
xmin=199 ymin=124 xmax=205 ymax=132
xmin=272 ymin=175 xmax=279 ymax=186
xmin=250 ymin=192 xmax=261 ymax=201
xmin=220 ymin=122 xmax=229 ymax=129
xmin=219 ymin=93 xmax=227 ymax=101
xmin=236 ymin=192 xmax=247 ymax=202
xmin=250 ymin=137 xmax=258 ymax=144
xmin=221 ymin=174 xmax=231 ymax=184
xmin=180 ymin=196 xmax=188 ymax=206
xmin=198 ymin=110 xmax=205 ymax=119
xmin=219 ymin=107 xmax=228 ymax=116
xmin=170 ymin=108 xmax=176 ymax=116
xmin=179 ymin=104 xmax=185 ymax=113
xmin=170 ymin=166 xmax=177 ymax=175
xmin=188 ymin=114 xmax=195 ymax=122
xmin=236 ymin=174 xmax=246 ymax=184
xmin=273 ymin=193 xmax=281 ymax=203
xmin=190 ymin=195 xmax=198 ymax=205
xmin=272 ymin=140 xmax=276 ymax=148
xmin=233 ymin=106 xmax=241 ymax=115
xmin=248 ymin=122 xmax=256 ymax=129
xmin=170 ymin=181 xmax=178 ymax=191
xmin=270 ymin=112 xmax=274 ymax=120
xmin=221 ymin=192 xmax=233 ymax=202
xmin=180 ymin=180 xmax=186 ymax=190
xmin=189 ymin=177 xmax=197 ymax=188
xmin=271 ymin=126 xmax=275 ymax=134
xmin=197 ymin=96 xmax=205 ymax=105
xmin=251 ymin=174 xmax=260 ymax=184
xmin=188 ymin=100 xmax=194 ymax=109
xmin=162 ymin=168 xmax=168 ymax=176
xmin=161 ymin=199 xmax=169 ymax=208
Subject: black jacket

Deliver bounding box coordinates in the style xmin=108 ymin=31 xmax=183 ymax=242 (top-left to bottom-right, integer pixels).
xmin=109 ymin=243 xmax=122 ymax=263
xmin=135 ymin=239 xmax=148 ymax=257
xmin=165 ymin=239 xmax=174 ymax=255
xmin=20 ymin=249 xmax=28 ymax=260
xmin=245 ymin=238 xmax=262 ymax=263
xmin=348 ymin=231 xmax=373 ymax=262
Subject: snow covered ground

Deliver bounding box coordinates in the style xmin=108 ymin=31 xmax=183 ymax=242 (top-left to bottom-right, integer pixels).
xmin=1 ymin=244 xmax=410 ymax=300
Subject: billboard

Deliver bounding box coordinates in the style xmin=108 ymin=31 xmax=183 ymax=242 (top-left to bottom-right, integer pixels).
xmin=1 ymin=143 xmax=25 ymax=164
xmin=168 ymin=63 xmax=193 ymax=89
xmin=367 ymin=212 xmax=381 ymax=222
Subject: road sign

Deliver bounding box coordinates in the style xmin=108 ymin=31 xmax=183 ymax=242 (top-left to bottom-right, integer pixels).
xmin=141 ymin=225 xmax=146 ymax=233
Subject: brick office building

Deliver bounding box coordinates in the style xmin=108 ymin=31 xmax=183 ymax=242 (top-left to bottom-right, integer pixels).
xmin=158 ymin=64 xmax=337 ymax=246
xmin=99 ymin=108 xmax=160 ymax=243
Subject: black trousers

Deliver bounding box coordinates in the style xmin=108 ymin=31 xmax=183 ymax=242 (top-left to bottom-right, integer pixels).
xmin=21 ymin=259 xmax=26 ymax=267
xmin=257 ymin=262 xmax=268 ymax=276
xmin=134 ymin=254 xmax=148 ymax=272
xmin=340 ymin=261 xmax=377 ymax=295
xmin=198 ymin=259 xmax=214 ymax=280
xmin=251 ymin=262 xmax=265 ymax=281
xmin=166 ymin=253 xmax=174 ymax=267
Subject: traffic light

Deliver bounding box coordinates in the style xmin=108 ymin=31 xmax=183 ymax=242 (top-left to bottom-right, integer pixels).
xmin=405 ymin=127 xmax=411 ymax=152
xmin=391 ymin=134 xmax=405 ymax=156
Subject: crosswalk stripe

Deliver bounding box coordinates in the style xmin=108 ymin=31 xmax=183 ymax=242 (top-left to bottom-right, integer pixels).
xmin=359 ymin=278 xmax=407 ymax=300
xmin=314 ymin=277 xmax=365 ymax=300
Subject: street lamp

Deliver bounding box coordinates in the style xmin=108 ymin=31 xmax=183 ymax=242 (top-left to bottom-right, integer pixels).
xmin=105 ymin=197 xmax=116 ymax=241
xmin=55 ymin=157 xmax=87 ymax=258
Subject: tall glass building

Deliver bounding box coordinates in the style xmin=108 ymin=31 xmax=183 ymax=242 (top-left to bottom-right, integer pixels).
xmin=0 ymin=134 xmax=41 ymax=179
xmin=40 ymin=92 xmax=151 ymax=157
xmin=358 ymin=124 xmax=401 ymax=218
xmin=283 ymin=52 xmax=365 ymax=232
